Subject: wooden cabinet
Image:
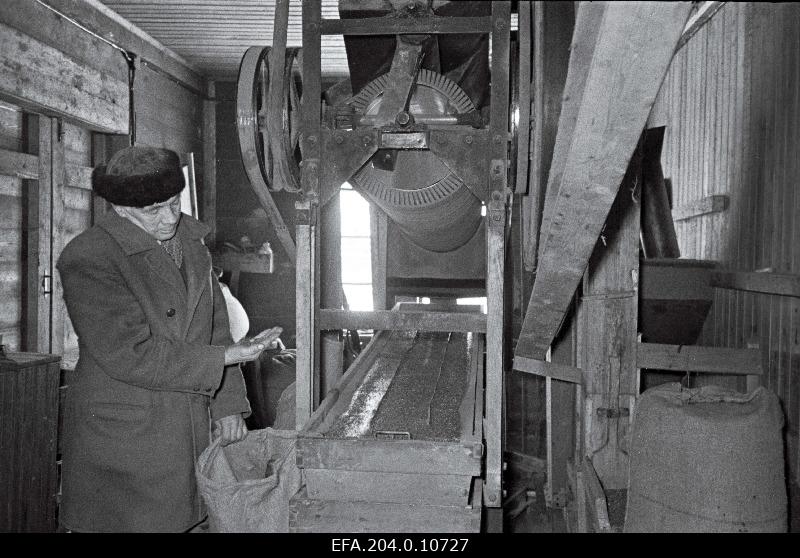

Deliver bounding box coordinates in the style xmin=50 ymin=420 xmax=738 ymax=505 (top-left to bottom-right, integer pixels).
xmin=0 ymin=351 xmax=61 ymax=532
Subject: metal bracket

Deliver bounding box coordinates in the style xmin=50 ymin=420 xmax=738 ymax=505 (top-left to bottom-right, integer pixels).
xmin=295 ymin=201 xmax=318 ymax=226
xmin=596 ymin=407 xmax=630 ymax=419
xmin=41 ymin=274 xmax=52 ymax=295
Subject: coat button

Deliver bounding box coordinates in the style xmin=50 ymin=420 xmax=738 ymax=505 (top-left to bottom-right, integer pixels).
xmin=166 ymin=308 xmax=176 ymax=317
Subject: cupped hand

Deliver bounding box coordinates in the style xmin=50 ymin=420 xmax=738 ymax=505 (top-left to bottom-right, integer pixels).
xmin=224 ymin=326 xmax=283 ymax=365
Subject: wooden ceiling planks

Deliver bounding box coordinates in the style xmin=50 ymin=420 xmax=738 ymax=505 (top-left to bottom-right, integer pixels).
xmin=100 ymin=0 xmax=349 ymax=80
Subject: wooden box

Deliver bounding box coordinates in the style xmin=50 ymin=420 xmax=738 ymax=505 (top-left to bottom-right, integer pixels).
xmin=292 ymin=322 xmax=485 ymax=532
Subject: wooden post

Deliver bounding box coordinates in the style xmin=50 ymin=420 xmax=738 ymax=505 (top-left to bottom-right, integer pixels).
xmin=90 ymin=133 xmax=109 ymax=224
xmin=522 ymin=1 xmax=575 ymax=270
xmin=35 ymin=117 xmax=53 ymax=354
xmin=485 ymin=195 xmax=507 ymax=527
xmin=202 ymin=80 xmax=217 ymax=244
xmin=577 ymin=152 xmax=642 ymax=490
xmin=483 ymin=1 xmax=511 ymax=517
xmin=296 ymin=0 xmax=323 ymax=428
xmin=485 ymin=196 xmax=507 ymax=513
xmin=320 ymin=195 xmax=344 ymax=397
xmin=49 ymin=117 xmax=66 ymax=357
xmin=295 ymin=197 xmax=319 ymax=428
xmin=21 ymin=113 xmax=40 ymax=352
xmin=546 ymin=307 xmax=577 ymax=508
xmin=369 ymin=205 xmax=388 ymax=311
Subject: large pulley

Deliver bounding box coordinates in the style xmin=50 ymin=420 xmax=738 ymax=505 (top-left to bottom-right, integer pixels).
xmin=236 ymin=46 xmax=303 ymax=193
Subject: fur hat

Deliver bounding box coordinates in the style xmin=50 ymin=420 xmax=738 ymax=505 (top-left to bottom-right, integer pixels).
xmin=92 ymin=146 xmax=185 ymax=207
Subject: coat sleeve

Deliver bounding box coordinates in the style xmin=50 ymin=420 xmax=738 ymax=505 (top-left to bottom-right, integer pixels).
xmin=58 ymin=248 xmax=225 ymax=396
xmin=208 ymin=274 xmax=252 ymax=420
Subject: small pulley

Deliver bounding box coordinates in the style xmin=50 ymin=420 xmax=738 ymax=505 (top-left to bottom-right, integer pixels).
xmin=236 ymin=46 xmax=303 ymax=193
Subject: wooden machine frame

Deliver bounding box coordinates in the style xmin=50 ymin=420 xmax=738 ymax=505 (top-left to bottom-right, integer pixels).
xmin=294 ymin=0 xmax=511 ymax=511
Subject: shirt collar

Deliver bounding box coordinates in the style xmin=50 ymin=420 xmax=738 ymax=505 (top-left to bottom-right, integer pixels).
xmin=97 ymin=211 xmax=210 ymax=256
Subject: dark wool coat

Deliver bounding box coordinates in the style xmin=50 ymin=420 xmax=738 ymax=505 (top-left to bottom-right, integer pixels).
xmin=56 ymin=211 xmax=251 ymax=532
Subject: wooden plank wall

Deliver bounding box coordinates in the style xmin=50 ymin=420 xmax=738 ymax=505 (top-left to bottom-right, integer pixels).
xmin=0 ymin=101 xmax=25 ymax=351
xmin=61 ymin=124 xmax=93 ymax=361
xmin=653 ymin=2 xmax=800 ymax=483
xmin=0 ymin=4 xmax=207 ymax=359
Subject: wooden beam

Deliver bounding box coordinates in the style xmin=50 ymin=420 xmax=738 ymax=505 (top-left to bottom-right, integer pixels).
xmin=0 ymin=148 xmax=38 ymax=180
xmin=50 ymin=119 xmax=66 ymax=357
xmin=710 ymin=269 xmax=800 ymax=298
xmin=513 ymin=355 xmax=582 ymax=384
xmin=35 ymin=118 xmax=53 ymax=354
xmin=582 ymin=456 xmax=612 ymax=533
xmin=21 ymin=114 xmax=40 ymax=353
xmin=40 ymin=0 xmax=204 ymax=91
xmin=671 ymin=194 xmax=729 ymax=221
xmin=516 ymin=2 xmax=693 ymax=360
xmin=675 ymin=1 xmax=726 ymax=51
xmin=295 ymin=198 xmax=319 ymax=429
xmin=513 ymin=0 xmax=531 ymax=196
xmin=636 ymin=342 xmax=763 ymax=375
xmin=577 ymin=151 xmax=642 ymax=490
xmin=320 ymin=16 xmax=492 ymax=36
xmin=522 ymin=0 xmax=575 ymax=269
xmin=369 ymin=206 xmax=388 ymax=311
xmin=484 ymin=1 xmax=511 ymax=513
xmin=202 ymin=81 xmax=217 ymax=244
xmin=319 ymin=309 xmax=486 ymax=333
xmin=534 ymin=1 xmax=606 ymax=267
xmin=0 ymin=22 xmax=128 ymax=134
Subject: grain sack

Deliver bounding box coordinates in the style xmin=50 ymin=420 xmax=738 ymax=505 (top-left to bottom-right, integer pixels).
xmin=196 ymin=428 xmax=302 ymax=532
xmin=624 ymin=383 xmax=787 ymax=532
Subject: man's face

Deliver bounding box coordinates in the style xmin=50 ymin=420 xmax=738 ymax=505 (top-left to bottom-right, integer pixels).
xmin=114 ymin=194 xmax=182 ymax=241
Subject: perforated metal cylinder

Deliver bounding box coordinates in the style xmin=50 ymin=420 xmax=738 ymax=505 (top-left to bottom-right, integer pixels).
xmin=349 ymin=70 xmax=483 ymax=253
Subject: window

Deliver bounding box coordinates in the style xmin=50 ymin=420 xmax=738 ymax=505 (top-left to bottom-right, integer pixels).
xmin=339 ymin=182 xmax=373 ymax=311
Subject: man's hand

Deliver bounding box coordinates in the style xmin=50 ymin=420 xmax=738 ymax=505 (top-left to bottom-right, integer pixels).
xmin=224 ymin=326 xmax=283 ymax=365
xmin=213 ymin=414 xmax=248 ymax=446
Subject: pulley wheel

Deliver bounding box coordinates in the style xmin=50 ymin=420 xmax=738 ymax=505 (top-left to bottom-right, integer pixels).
xmin=236 ymin=46 xmax=303 ymax=192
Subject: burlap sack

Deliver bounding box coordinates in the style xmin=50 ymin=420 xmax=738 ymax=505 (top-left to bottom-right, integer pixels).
xmin=195 ymin=428 xmax=302 ymax=532
xmin=624 ymin=383 xmax=787 ymax=532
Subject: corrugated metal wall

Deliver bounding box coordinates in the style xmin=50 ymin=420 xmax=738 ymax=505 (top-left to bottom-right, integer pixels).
xmin=655 ymin=2 xmax=800 ymax=484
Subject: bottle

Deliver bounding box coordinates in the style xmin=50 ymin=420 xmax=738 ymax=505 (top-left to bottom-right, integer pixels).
xmin=258 ymin=242 xmax=274 ymax=273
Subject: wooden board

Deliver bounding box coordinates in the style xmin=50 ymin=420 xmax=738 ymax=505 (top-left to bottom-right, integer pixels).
xmin=0 ymin=22 xmax=128 ymax=134
xmin=296 ymin=436 xmax=481 ymax=477
xmin=303 ymin=469 xmax=474 ymax=506
xmin=289 ymin=484 xmax=482 ymax=533
xmin=319 ymin=309 xmax=487 ymax=333
xmin=672 ymin=194 xmax=729 ymax=221
xmin=710 ymin=269 xmax=800 ymax=298
xmin=513 ymin=355 xmax=582 ymax=384
xmin=636 ymin=342 xmax=763 ymax=374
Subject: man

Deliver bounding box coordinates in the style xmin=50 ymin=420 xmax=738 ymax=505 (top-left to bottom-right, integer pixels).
xmin=57 ymin=146 xmax=281 ymax=532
